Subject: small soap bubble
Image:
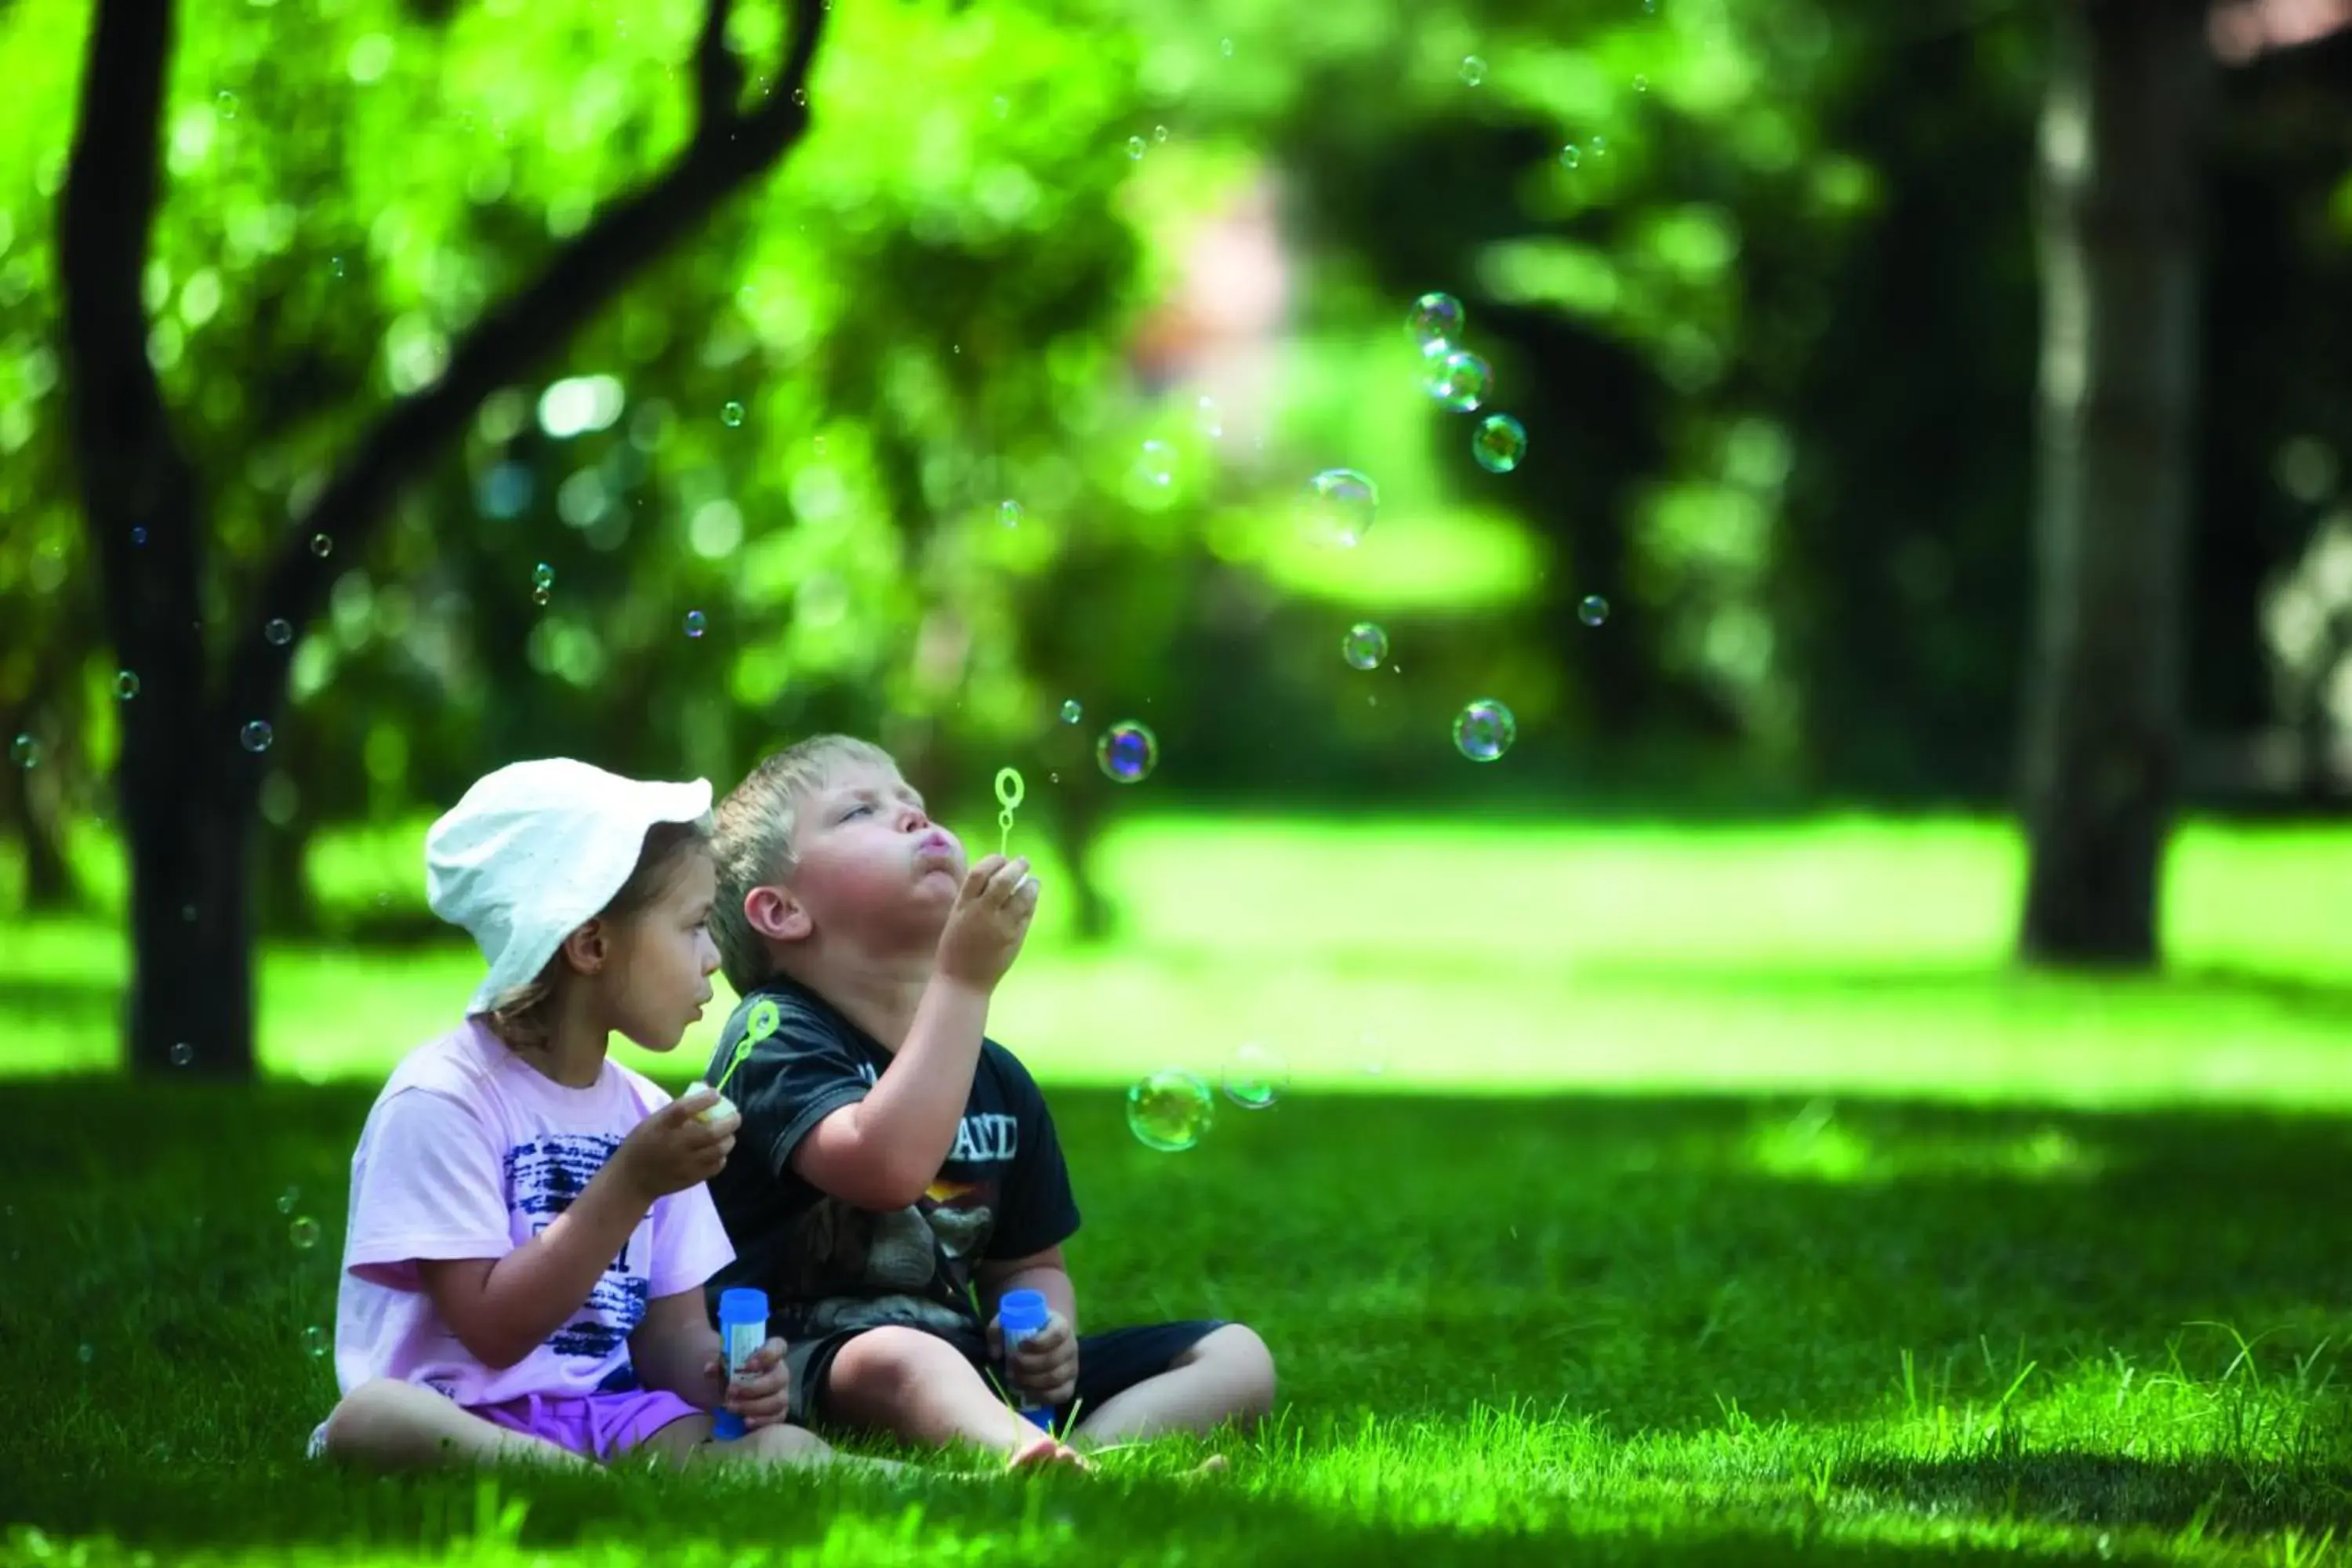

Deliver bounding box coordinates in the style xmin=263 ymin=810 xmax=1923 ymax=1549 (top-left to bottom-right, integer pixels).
xmin=264 ymin=618 xmax=293 ymax=647
xmin=1453 ymin=699 xmax=1518 ymax=762
xmin=1297 ymin=468 xmax=1378 ymax=546
xmin=684 ymin=610 xmax=707 ymax=638
xmin=1126 ymin=1069 xmax=1214 ymax=1151
xmin=303 ymin=1325 xmax=329 ymax=1359
xmin=276 ymin=1186 xmax=299 ymax=1215
xmin=1425 ymin=350 xmax=1492 ymax=413
xmin=1633 ymin=73 xmax=1650 ymax=93
xmin=1060 ymin=699 xmax=1083 ymax=724
xmin=1221 ymin=1044 xmax=1289 ymax=1109
xmin=1097 ymin=721 xmax=1159 ymax=784
xmin=1589 ymin=135 xmax=1608 ymax=159
xmin=1126 ymin=136 xmax=1146 ymax=160
xmin=76 ymin=1343 xmax=93 ymax=1365
xmin=1196 ymin=395 xmax=1223 ymax=438
xmin=131 ymin=526 xmax=147 ymax=546
xmin=1559 ymin=143 xmax=1581 ymax=169
xmin=532 ymin=562 xmax=554 ymax=593
xmin=1153 ymin=125 xmax=1170 ymax=143
xmin=115 ymin=671 xmax=140 ymax=700
xmin=1341 ymin=622 xmax=1389 ymax=670
xmin=1000 ymin=499 xmax=1023 ymax=528
xmin=10 ymin=735 xmax=40 ymax=769
xmin=1220 ymin=36 xmax=1234 ymax=58
xmin=169 ymin=1040 xmax=192 ymax=1066
xmin=1642 ymin=0 xmax=1657 ymax=13
xmin=1406 ymin=292 xmax=1465 ymax=351
xmin=1579 ymin=593 xmax=1611 ymax=626
xmin=216 ymin=89 xmax=238 ymax=118
xmin=993 ymin=95 xmax=1010 ymax=118
xmin=309 ymin=533 xmax=332 ymax=557
xmin=1473 ymin=414 xmax=1527 ymax=474
xmin=289 ymin=1216 xmax=321 ymax=1250
xmin=1460 ymin=55 xmax=1486 ymax=85
xmin=1135 ymin=440 xmax=1177 ymax=488
xmin=240 ymin=720 xmax=274 ymax=753
xmin=720 ymin=401 xmax=746 ymax=428
xmin=329 ymin=256 xmax=345 ymax=279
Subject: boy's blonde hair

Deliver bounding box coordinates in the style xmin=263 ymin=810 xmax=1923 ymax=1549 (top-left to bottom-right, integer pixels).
xmin=485 ymin=817 xmax=714 ymax=1051
xmin=711 ymin=734 xmax=898 ymax=994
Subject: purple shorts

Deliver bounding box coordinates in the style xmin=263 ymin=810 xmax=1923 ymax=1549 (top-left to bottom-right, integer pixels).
xmin=468 ymin=1388 xmax=706 ymax=1463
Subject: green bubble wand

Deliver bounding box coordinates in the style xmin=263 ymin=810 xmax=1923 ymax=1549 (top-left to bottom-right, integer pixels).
xmin=994 ymin=767 xmax=1025 ymax=858
xmin=710 ymin=997 xmax=781 ymax=1101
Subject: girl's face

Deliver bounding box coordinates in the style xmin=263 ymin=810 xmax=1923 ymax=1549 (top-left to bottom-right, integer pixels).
xmin=601 ymin=849 xmax=722 ymax=1052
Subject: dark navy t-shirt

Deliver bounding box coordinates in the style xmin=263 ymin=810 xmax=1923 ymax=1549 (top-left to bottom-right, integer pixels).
xmin=701 ymin=975 xmax=1080 ymax=1347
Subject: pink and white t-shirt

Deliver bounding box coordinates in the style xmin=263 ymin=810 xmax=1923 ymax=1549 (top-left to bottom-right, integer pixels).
xmin=326 ymin=1018 xmax=734 ymax=1411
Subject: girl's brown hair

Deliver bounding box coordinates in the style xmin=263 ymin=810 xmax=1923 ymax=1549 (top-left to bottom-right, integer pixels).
xmin=485 ymin=816 xmax=713 ymax=1052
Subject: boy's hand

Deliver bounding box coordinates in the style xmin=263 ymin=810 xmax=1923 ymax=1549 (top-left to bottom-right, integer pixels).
xmin=987 ymin=1309 xmax=1079 ymax=1407
xmin=936 ymin=854 xmax=1040 ymax=992
xmin=702 ymin=1336 xmax=792 ymax=1431
xmin=612 ymin=1091 xmax=740 ymax=1202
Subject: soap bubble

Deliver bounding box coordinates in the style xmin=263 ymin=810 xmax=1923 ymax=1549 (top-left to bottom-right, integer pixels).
xmin=1579 ymin=594 xmax=1611 ymax=626
xmin=532 ymin=563 xmax=554 ymax=592
xmin=720 ymin=401 xmax=746 ymax=428
xmin=9 ymin=734 xmax=38 ymax=769
xmin=1633 ymin=73 xmax=1650 ymax=93
xmin=1453 ymin=699 xmax=1518 ymax=762
xmin=1060 ymin=699 xmax=1083 ymax=724
xmin=216 ymin=89 xmax=238 ymax=118
xmin=1459 ymin=55 xmax=1486 ymax=85
xmin=108 ymin=670 xmax=138 ymax=702
xmin=131 ymin=527 xmax=147 ymax=546
xmin=1126 ymin=1069 xmax=1214 ymax=1151
xmin=1135 ymin=440 xmax=1177 ymax=488
xmin=240 ymin=720 xmax=274 ymax=753
xmin=1096 ymin=721 xmax=1159 ymax=784
xmin=1589 ymin=135 xmax=1609 ymax=159
xmin=1000 ymin=499 xmax=1023 ymax=528
xmin=1559 ymin=143 xmax=1581 ymax=169
xmin=1296 ymin=468 xmax=1378 ymax=546
xmin=329 ymin=256 xmax=346 ymax=278
xmin=1341 ymin=622 xmax=1388 ymax=670
xmin=1196 ymin=396 xmax=1223 ymax=438
xmin=76 ymin=1343 xmax=93 ymax=1365
xmin=1424 ymin=350 xmax=1492 ymax=413
xmin=264 ymin=618 xmax=293 ymax=646
xmin=303 ymin=1325 xmax=329 ymax=1359
xmin=169 ymin=1041 xmax=192 ymax=1067
xmin=684 ymin=610 xmax=707 ymax=638
xmin=289 ymin=1216 xmax=321 ymax=1250
xmin=1126 ymin=136 xmax=1146 ymax=160
xmin=1221 ymin=1044 xmax=1289 ymax=1109
xmin=1472 ymin=414 xmax=1527 ymax=474
xmin=276 ymin=1187 xmax=299 ymax=1215
xmin=1221 ymin=36 xmax=1235 ymax=56
xmin=1153 ymin=124 xmax=1170 ymax=143
xmin=1406 ymin=292 xmax=1465 ymax=351
xmin=309 ymin=533 xmax=332 ymax=558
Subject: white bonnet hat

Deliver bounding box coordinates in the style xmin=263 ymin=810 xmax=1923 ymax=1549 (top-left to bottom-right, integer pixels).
xmin=426 ymin=758 xmax=713 ymax=1014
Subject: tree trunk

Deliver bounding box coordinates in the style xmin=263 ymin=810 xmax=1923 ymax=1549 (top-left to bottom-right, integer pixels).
xmin=2017 ymin=0 xmax=2212 ymax=967
xmin=56 ymin=0 xmax=827 ymax=1077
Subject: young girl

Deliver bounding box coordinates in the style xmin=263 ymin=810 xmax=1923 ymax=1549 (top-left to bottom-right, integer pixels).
xmin=310 ymin=757 xmax=844 ymax=1473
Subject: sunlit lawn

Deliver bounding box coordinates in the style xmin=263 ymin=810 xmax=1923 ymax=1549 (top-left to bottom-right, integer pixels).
xmin=3 ymin=815 xmax=2350 ymax=1566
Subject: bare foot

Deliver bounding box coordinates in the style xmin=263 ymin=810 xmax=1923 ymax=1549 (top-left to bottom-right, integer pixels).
xmin=1191 ymin=1454 xmax=1230 ymax=1476
xmin=1005 ymin=1432 xmax=1094 ymax=1473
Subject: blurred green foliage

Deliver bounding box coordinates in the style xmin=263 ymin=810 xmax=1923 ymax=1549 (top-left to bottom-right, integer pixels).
xmin=5 ymin=0 xmax=2352 ymax=931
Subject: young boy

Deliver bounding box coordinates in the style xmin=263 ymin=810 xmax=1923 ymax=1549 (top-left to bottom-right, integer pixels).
xmin=698 ymin=735 xmax=1276 ymax=1468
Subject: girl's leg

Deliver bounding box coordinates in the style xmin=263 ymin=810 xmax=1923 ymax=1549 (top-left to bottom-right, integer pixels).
xmin=638 ymin=1410 xmax=923 ymax=1479
xmin=320 ymin=1379 xmax=590 ymax=1472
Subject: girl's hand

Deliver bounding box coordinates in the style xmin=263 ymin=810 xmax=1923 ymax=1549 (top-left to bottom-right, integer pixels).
xmin=703 ymin=1336 xmax=792 ymax=1431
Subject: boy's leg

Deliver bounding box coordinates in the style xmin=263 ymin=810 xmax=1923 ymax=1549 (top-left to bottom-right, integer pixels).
xmin=1068 ymin=1323 xmax=1277 ymax=1448
xmin=823 ymin=1326 xmax=1086 ymax=1469
xmin=319 ymin=1379 xmax=590 ymax=1472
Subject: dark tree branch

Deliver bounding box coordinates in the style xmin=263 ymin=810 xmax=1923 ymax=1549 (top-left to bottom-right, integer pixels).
xmin=222 ymin=0 xmax=826 ymax=730
xmin=57 ymin=0 xmax=205 ymax=679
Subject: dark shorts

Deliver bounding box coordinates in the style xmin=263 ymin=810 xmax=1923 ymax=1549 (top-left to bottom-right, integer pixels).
xmin=786 ymin=1319 xmax=1229 ymax=1433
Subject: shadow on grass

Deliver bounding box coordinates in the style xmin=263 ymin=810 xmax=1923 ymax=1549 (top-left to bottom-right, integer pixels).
xmin=1837 ymin=1446 xmax=2352 ymax=1536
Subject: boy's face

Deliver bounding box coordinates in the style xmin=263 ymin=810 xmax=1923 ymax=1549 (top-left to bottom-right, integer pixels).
xmin=773 ymin=760 xmax=965 ymax=951
xmin=601 ymin=849 xmax=721 ymax=1051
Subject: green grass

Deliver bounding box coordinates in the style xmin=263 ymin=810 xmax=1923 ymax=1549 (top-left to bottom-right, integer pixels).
xmin=4 ymin=816 xmax=2351 ymax=1565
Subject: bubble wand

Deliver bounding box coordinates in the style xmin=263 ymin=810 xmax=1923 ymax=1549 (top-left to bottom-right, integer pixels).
xmin=688 ymin=997 xmax=779 ymax=1123
xmin=994 ymin=767 xmax=1025 ymax=858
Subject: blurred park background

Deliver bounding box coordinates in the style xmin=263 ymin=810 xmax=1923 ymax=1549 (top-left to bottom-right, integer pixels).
xmin=4 ymin=0 xmax=2352 ymax=1093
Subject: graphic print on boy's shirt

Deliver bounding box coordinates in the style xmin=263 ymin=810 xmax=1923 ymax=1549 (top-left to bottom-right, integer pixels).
xmin=702 ymin=978 xmax=1081 ymax=1348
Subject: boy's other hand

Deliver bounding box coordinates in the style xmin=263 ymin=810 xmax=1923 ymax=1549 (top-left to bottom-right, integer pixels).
xmin=936 ymin=853 xmax=1040 ymax=992
xmin=613 ymin=1091 xmax=740 ymax=1202
xmin=702 ymin=1336 xmax=792 ymax=1431
xmin=987 ymin=1309 xmax=1079 ymax=1407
